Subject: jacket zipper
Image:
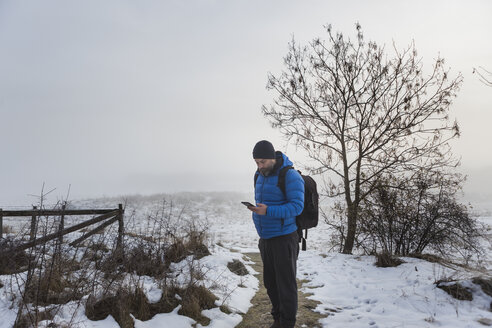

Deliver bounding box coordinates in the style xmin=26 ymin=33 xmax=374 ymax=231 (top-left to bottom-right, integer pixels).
xmin=259 ymin=175 xmax=266 ymax=234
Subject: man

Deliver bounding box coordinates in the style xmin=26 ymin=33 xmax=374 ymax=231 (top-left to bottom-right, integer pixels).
xmin=247 ymin=140 xmax=305 ymax=328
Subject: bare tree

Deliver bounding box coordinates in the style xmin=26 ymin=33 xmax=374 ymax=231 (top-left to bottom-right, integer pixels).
xmin=262 ymin=23 xmax=463 ymax=253
xmin=473 ymin=66 xmax=492 ymax=87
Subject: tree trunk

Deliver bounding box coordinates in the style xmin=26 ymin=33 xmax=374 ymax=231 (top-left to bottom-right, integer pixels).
xmin=343 ymin=204 xmax=357 ymax=254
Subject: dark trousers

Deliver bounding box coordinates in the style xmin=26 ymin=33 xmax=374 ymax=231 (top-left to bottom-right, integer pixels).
xmin=259 ymin=231 xmax=299 ymax=328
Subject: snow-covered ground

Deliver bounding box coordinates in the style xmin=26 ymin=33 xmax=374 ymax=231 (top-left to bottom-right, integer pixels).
xmin=299 ymin=253 xmax=492 ymax=328
xmin=1 ymin=192 xmax=492 ymax=327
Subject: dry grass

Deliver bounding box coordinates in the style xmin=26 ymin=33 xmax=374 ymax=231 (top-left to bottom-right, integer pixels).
xmin=408 ymin=253 xmax=445 ymax=263
xmin=375 ymin=252 xmax=404 ymax=267
xmin=165 ymin=234 xmax=211 ymax=265
xmin=2 ymin=224 xmax=14 ymax=234
xmin=123 ymin=244 xmax=167 ymax=277
xmin=13 ymin=251 xmax=88 ymax=327
xmin=80 ymin=241 xmax=110 ymax=263
xmin=436 ymin=280 xmax=473 ymax=301
xmin=85 ymin=283 xmax=217 ymax=328
xmin=125 ymin=232 xmax=157 ymax=243
xmin=23 ymin=252 xmax=87 ymax=306
xmin=472 ymin=277 xmax=492 ymax=311
xmin=85 ymin=241 xmax=110 ymax=253
xmin=472 ymin=277 xmax=492 ymax=297
xmin=85 ymin=287 xmax=163 ymax=328
xmin=165 ymin=240 xmax=187 ymax=264
xmin=186 ymin=230 xmax=211 ymax=260
xmin=178 ymin=285 xmax=217 ymax=325
xmin=13 ymin=309 xmax=54 ymax=328
xmin=227 ymin=259 xmax=248 ymax=276
xmin=0 ymin=238 xmax=30 ymax=274
xmin=96 ymin=234 xmax=210 ymax=279
xmin=25 ymin=270 xmax=72 ymax=305
xmin=85 ymin=290 xmax=134 ymax=328
xmin=408 ymin=252 xmax=478 ymax=271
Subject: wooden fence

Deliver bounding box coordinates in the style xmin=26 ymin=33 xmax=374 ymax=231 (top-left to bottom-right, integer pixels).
xmin=0 ymin=204 xmax=124 ymax=252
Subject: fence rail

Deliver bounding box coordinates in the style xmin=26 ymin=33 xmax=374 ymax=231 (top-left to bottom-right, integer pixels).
xmin=1 ymin=209 xmax=117 ymax=216
xmin=0 ymin=204 xmax=124 ymax=252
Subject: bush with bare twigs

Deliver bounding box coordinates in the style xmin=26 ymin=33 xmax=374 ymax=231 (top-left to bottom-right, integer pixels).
xmin=5 ymin=195 xmax=216 ymax=328
xmin=326 ymin=172 xmax=485 ymax=265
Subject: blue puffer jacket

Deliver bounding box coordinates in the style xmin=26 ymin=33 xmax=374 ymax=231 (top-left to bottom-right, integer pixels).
xmin=253 ymin=151 xmax=305 ymax=239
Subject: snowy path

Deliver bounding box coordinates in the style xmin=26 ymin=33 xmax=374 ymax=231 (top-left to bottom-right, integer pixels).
xmin=237 ymin=252 xmax=325 ymax=328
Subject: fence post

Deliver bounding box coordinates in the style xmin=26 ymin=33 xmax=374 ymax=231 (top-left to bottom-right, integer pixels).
xmin=117 ymin=204 xmax=124 ymax=251
xmin=30 ymin=206 xmax=37 ymax=241
xmin=58 ymin=204 xmax=66 ymax=244
xmin=0 ymin=208 xmax=3 ymax=239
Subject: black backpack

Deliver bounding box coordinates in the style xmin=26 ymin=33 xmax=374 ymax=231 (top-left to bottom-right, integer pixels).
xmin=254 ymin=166 xmax=319 ymax=250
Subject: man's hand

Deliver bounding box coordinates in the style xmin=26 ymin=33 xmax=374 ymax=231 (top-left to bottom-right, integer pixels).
xmin=249 ymin=203 xmax=268 ymax=215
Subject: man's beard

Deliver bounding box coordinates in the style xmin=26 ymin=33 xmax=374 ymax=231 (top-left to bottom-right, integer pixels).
xmin=259 ymin=163 xmax=275 ymax=176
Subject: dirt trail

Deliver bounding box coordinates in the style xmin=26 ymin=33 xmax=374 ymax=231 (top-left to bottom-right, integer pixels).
xmin=237 ymin=253 xmax=325 ymax=328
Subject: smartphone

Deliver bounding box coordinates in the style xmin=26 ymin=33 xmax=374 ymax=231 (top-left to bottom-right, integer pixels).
xmin=241 ymin=201 xmax=255 ymax=207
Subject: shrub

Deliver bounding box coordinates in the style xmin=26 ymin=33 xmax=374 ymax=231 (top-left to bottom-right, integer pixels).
xmin=165 ymin=240 xmax=187 ymax=264
xmin=85 ymin=290 xmax=134 ymax=328
xmin=227 ymin=259 xmax=248 ymax=275
xmin=178 ymin=285 xmax=217 ymax=325
xmin=2 ymin=224 xmax=13 ymax=234
xmin=356 ymin=173 xmax=483 ymax=259
xmin=123 ymin=243 xmax=167 ymax=277
xmin=85 ymin=284 xmax=217 ymax=328
xmin=436 ymin=280 xmax=473 ymax=301
xmin=8 ymin=196 xmax=214 ymax=327
xmin=13 ymin=309 xmax=54 ymax=328
xmin=86 ymin=286 xmax=180 ymax=327
xmin=0 ymin=238 xmax=30 ymax=274
xmin=24 ymin=269 xmax=72 ymax=305
xmin=164 ymin=238 xmax=211 ymax=265
xmin=472 ymin=277 xmax=492 ymax=298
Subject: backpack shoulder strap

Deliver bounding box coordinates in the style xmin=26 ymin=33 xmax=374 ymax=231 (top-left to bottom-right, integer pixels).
xmin=277 ymin=166 xmax=294 ymax=195
xmin=254 ymin=170 xmax=259 ymax=188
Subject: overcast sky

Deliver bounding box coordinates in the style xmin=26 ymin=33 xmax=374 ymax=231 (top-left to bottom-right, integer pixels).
xmin=1 ymin=0 xmax=491 ymax=206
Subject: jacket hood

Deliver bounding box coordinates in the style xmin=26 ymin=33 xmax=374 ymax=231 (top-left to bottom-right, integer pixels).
xmin=271 ymin=151 xmax=293 ymax=175
xmin=255 ymin=151 xmax=294 ymax=178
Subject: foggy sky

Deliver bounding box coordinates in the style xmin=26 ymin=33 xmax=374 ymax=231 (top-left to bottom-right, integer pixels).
xmin=1 ymin=0 xmax=492 ymax=206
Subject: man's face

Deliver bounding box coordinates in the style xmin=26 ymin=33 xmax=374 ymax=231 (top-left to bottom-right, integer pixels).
xmin=255 ymin=158 xmax=276 ymax=176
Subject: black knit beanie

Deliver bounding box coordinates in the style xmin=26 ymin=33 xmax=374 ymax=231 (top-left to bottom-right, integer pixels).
xmin=253 ymin=140 xmax=275 ymax=159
